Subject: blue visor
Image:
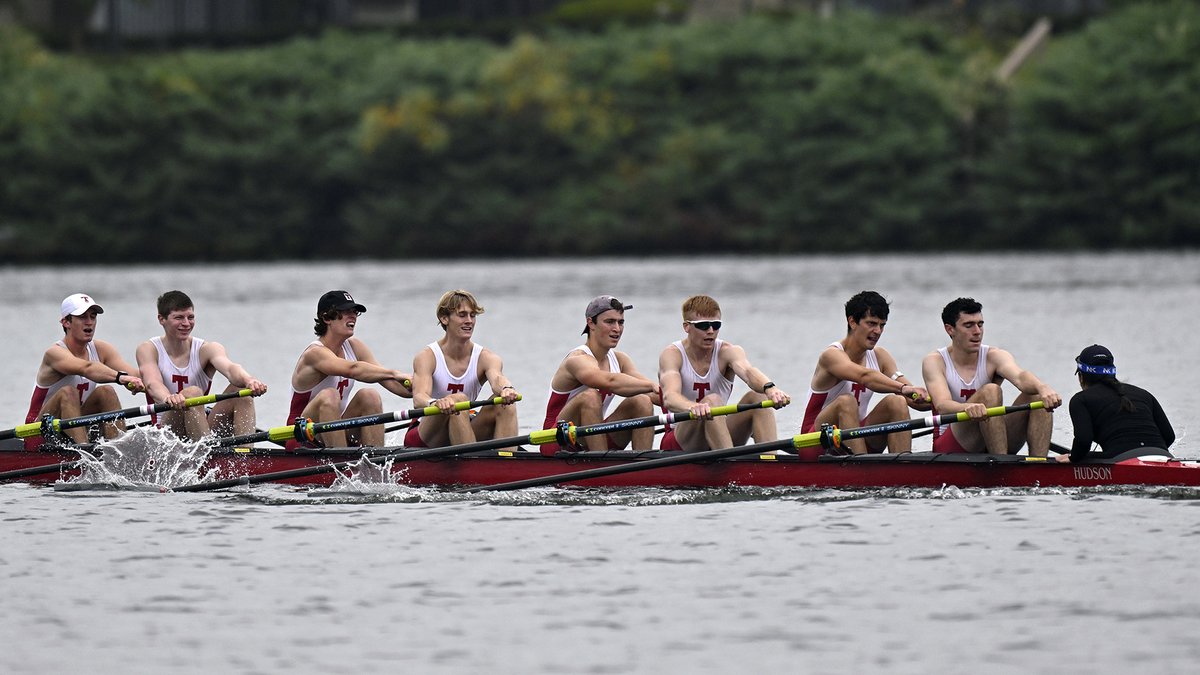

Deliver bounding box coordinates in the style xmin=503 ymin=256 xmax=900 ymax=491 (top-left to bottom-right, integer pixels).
xmin=1076 ymin=361 xmax=1116 ymax=376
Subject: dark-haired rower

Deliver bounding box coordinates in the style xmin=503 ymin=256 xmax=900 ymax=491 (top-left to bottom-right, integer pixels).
xmin=136 ymin=290 xmax=268 ymax=441
xmin=287 ymin=290 xmax=412 ymax=448
xmin=802 ymin=290 xmax=930 ymax=455
xmin=921 ymin=297 xmax=1060 ymax=456
xmin=540 ymin=295 xmax=659 ymax=455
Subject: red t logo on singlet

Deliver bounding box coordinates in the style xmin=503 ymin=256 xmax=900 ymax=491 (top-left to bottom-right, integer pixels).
xmin=172 ymin=374 xmax=189 ymax=393
xmin=692 ymin=382 xmax=710 ymax=402
xmin=960 ymin=388 xmax=976 ymax=400
xmin=76 ymin=382 xmax=89 ymax=398
xmin=336 ymin=378 xmax=351 ymax=399
xmin=447 ymin=383 xmax=465 ymax=394
xmin=851 ymin=382 xmax=867 ymax=402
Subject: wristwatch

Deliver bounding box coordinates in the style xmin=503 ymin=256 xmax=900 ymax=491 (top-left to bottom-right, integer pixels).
xmin=114 ymin=371 xmax=127 ymax=384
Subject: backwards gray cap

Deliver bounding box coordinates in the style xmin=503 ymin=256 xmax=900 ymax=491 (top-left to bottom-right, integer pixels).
xmin=582 ymin=295 xmax=632 ymax=334
xmin=585 ymin=295 xmax=632 ymax=320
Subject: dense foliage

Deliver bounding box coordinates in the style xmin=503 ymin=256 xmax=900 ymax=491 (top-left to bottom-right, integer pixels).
xmin=0 ymin=2 xmax=1197 ymax=262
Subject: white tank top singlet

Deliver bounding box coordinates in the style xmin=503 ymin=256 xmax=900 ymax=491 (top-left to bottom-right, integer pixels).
xmin=288 ymin=340 xmax=359 ymax=418
xmin=429 ymin=342 xmax=483 ymax=400
xmin=150 ymin=336 xmax=213 ymax=395
xmin=802 ymin=343 xmax=880 ymax=432
xmin=543 ymin=346 xmax=621 ymax=427
xmin=671 ymin=339 xmax=734 ymax=405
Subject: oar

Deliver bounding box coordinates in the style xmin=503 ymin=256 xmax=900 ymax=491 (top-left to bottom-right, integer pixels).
xmin=0 ymin=459 xmax=88 ymax=482
xmin=0 ymin=389 xmax=257 ymax=441
xmin=174 ymin=400 xmax=773 ymax=493
xmin=210 ymin=395 xmax=522 ymax=448
xmin=466 ymin=401 xmax=1045 ymax=492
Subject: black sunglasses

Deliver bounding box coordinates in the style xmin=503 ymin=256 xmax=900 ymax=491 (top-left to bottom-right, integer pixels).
xmin=685 ymin=320 xmax=722 ymax=331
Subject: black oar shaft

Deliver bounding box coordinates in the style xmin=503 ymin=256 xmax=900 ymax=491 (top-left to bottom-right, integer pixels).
xmin=0 ymin=462 xmax=78 ymax=481
xmin=470 ymin=402 xmax=1043 ymax=492
xmin=215 ymin=395 xmax=517 ymax=448
xmin=175 ymin=400 xmax=769 ymax=492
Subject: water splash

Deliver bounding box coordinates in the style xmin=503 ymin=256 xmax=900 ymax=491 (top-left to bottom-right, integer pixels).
xmin=304 ymin=455 xmax=419 ymax=499
xmin=56 ymin=426 xmax=218 ymax=490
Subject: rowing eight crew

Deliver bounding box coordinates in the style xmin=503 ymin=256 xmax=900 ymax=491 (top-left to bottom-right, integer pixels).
xmin=23 ymin=290 xmax=1174 ymax=462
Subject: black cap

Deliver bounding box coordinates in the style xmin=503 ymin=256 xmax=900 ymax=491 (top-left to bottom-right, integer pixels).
xmin=1075 ymin=344 xmax=1116 ymax=376
xmin=318 ymin=290 xmax=367 ymax=315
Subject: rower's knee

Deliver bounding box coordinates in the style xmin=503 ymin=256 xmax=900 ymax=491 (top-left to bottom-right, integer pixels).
xmin=628 ymin=393 xmax=654 ymax=416
xmin=351 ymin=388 xmax=382 ymax=413
xmin=573 ymin=388 xmax=604 ymax=413
xmin=86 ymin=385 xmax=120 ymax=411
xmin=833 ymin=394 xmax=859 ymax=417
xmin=880 ymin=393 xmax=909 ymax=418
xmin=977 ymin=383 xmax=1003 ymax=406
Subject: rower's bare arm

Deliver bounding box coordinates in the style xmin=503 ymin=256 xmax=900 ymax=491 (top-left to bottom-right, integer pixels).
xmin=347 ymin=338 xmax=412 ymax=397
xmin=922 ymin=351 xmax=966 ymax=414
xmin=990 ymin=348 xmax=1061 ymax=409
xmin=657 ymin=347 xmax=691 ymax=413
xmin=480 ymin=350 xmax=519 ymax=403
xmin=824 ymin=347 xmax=906 ymax=397
xmin=725 ymin=345 xmax=790 ymax=406
xmin=410 ymin=348 xmax=437 ymax=407
xmin=86 ymin=341 xmax=144 ymax=392
xmin=568 ymin=353 xmax=654 ymax=397
xmin=203 ymin=342 xmax=266 ymax=395
xmin=616 ymin=352 xmax=661 ymax=405
xmin=877 ymin=347 xmax=929 ymax=406
xmin=135 ymin=341 xmax=174 ymax=404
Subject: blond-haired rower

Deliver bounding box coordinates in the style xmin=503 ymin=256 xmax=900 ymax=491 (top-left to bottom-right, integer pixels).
xmin=658 ymin=294 xmax=790 ymax=452
xmin=406 ymin=290 xmax=520 ymax=451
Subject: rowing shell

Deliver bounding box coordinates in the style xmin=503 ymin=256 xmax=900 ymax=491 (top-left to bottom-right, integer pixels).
xmin=1 ymin=443 xmax=1197 ymax=490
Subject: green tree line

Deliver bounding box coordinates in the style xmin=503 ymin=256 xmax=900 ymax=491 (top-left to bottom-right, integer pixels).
xmin=1 ymin=1 xmax=1197 ymax=262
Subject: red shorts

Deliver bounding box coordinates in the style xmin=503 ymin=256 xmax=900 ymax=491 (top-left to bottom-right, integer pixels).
xmin=403 ymin=424 xmax=427 ymax=449
xmin=932 ymin=426 xmax=969 ymax=454
xmin=659 ymin=429 xmax=682 ymax=451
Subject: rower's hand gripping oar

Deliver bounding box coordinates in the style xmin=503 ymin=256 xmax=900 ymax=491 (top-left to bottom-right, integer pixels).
xmin=0 ymin=389 xmax=258 ymax=441
xmin=827 ymin=401 xmax=1044 ymax=448
xmin=466 ymin=401 xmax=1045 ymax=492
xmin=213 ymin=395 xmax=521 ymax=448
xmin=174 ymin=399 xmax=770 ymax=492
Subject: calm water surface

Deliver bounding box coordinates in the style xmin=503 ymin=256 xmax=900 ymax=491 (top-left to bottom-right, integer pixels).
xmin=2 ymin=254 xmax=1198 ymax=673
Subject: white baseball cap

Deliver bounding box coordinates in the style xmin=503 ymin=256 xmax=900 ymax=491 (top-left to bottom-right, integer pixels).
xmin=61 ymin=293 xmax=104 ymax=318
